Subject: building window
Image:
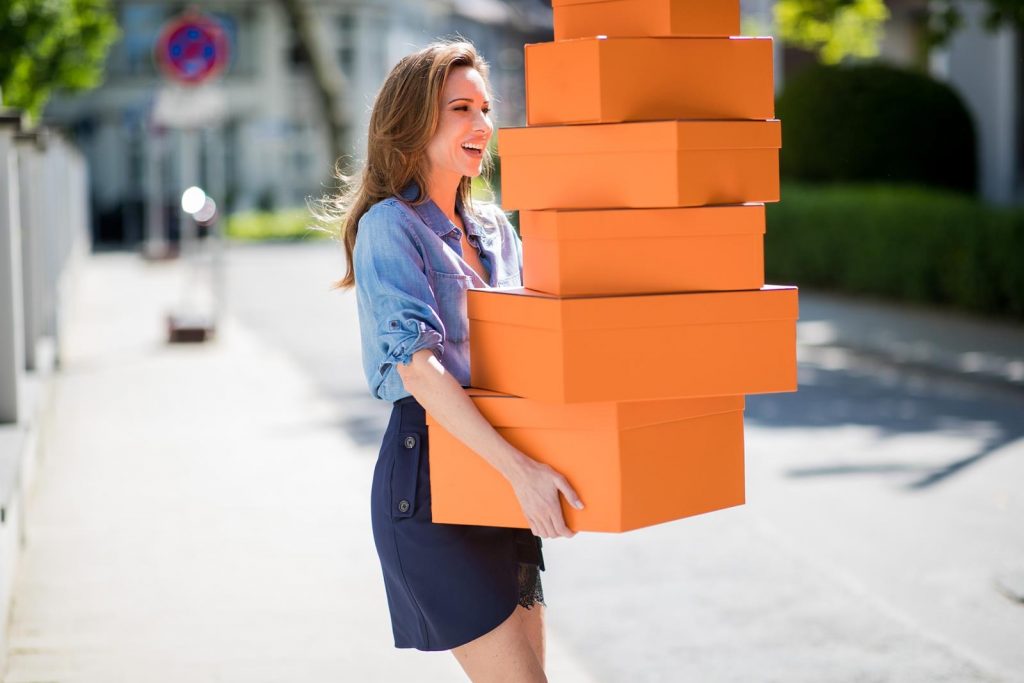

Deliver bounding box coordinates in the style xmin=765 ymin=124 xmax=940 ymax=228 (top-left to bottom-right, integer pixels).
xmin=207 ymin=7 xmax=257 ymax=78
xmin=107 ymin=4 xmax=166 ymax=78
xmin=336 ymin=12 xmax=356 ymax=79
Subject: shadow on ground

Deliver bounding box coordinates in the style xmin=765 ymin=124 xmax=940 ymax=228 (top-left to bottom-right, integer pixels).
xmin=747 ymin=352 xmax=1024 ymax=490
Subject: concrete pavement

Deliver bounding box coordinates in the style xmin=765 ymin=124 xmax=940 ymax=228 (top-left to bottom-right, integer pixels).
xmin=3 ymin=243 xmax=1022 ymax=682
xmin=0 ymin=251 xmax=596 ymax=682
xmin=796 ymin=290 xmax=1024 ymax=390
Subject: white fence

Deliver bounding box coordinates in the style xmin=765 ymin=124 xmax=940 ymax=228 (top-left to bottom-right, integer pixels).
xmin=0 ymin=110 xmax=90 ymax=668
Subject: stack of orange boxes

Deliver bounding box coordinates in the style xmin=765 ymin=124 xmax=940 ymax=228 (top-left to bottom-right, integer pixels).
xmin=426 ymin=0 xmax=799 ymax=533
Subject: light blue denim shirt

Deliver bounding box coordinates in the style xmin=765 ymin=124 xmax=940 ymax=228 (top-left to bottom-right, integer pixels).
xmin=354 ymin=182 xmax=523 ymax=402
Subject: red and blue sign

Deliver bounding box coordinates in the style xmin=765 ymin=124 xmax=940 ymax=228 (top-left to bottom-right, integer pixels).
xmin=156 ymin=13 xmax=230 ymax=85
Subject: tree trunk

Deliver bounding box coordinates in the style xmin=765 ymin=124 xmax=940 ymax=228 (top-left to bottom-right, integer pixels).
xmin=275 ymin=0 xmax=351 ymax=176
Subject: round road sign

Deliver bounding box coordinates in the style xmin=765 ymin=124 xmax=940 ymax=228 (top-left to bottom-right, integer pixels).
xmin=156 ymin=13 xmax=230 ymax=85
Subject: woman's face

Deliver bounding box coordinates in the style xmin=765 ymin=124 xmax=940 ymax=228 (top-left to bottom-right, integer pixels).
xmin=425 ymin=66 xmax=493 ymax=181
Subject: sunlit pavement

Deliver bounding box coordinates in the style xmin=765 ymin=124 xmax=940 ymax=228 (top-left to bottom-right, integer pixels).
xmin=4 ymin=241 xmax=1022 ymax=682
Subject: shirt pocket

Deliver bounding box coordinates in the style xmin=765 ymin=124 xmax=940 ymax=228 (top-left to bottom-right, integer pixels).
xmin=428 ymin=269 xmax=473 ymax=343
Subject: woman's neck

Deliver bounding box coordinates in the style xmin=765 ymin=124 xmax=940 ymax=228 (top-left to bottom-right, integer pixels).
xmin=424 ymin=171 xmax=462 ymax=226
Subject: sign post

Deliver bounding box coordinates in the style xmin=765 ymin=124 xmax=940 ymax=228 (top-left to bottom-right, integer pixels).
xmin=150 ymin=10 xmax=230 ymax=343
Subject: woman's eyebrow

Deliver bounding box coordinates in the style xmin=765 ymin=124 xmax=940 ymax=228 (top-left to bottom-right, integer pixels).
xmin=447 ymin=97 xmax=490 ymax=105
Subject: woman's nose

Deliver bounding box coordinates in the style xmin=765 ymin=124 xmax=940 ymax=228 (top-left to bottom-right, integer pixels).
xmin=473 ymin=110 xmax=492 ymax=134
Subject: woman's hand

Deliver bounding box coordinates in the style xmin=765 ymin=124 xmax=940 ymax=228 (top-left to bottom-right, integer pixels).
xmin=507 ymin=457 xmax=584 ymax=539
xmin=398 ymin=349 xmax=584 ymax=539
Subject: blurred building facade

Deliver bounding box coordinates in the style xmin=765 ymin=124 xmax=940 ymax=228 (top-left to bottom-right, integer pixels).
xmin=42 ymin=0 xmax=552 ymax=246
xmin=877 ymin=0 xmax=1021 ymax=205
xmin=42 ymin=0 xmax=1023 ymax=247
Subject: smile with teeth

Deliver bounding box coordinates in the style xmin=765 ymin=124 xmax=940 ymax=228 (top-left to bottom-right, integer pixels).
xmin=461 ymin=142 xmax=484 ymax=157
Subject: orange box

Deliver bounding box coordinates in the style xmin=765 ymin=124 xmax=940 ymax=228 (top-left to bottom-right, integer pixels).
xmin=552 ymin=0 xmax=740 ymax=40
xmin=525 ymin=37 xmax=774 ymax=125
xmin=521 ymin=204 xmax=765 ymax=296
xmin=498 ymin=120 xmax=781 ymax=209
xmin=468 ymin=285 xmax=798 ymax=403
xmin=426 ymin=389 xmax=746 ymax=532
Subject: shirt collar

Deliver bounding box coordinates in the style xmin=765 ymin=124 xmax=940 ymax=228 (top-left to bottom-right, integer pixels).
xmin=399 ymin=181 xmax=486 ymax=238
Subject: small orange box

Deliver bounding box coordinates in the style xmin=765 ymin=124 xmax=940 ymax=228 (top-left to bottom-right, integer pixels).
xmin=498 ymin=120 xmax=781 ymax=210
xmin=521 ymin=204 xmax=765 ymax=296
xmin=552 ymin=0 xmax=740 ymax=40
xmin=426 ymin=389 xmax=746 ymax=532
xmin=468 ymin=285 xmax=798 ymax=403
xmin=525 ymin=37 xmax=774 ymax=125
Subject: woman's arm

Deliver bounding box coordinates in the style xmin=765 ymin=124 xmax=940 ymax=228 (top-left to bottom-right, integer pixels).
xmin=398 ymin=348 xmax=584 ymax=539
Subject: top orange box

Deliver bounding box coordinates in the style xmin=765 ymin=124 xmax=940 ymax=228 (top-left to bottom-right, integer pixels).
xmin=525 ymin=37 xmax=774 ymax=125
xmin=553 ymin=0 xmax=740 ymax=39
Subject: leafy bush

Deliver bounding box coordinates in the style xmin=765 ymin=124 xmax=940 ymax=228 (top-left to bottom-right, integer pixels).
xmin=776 ymin=63 xmax=977 ymax=193
xmin=766 ymin=183 xmax=1024 ymax=319
xmin=225 ymin=208 xmax=329 ymax=241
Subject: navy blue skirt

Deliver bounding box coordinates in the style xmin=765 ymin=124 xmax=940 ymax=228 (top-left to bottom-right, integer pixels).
xmin=371 ymin=395 xmax=546 ymax=651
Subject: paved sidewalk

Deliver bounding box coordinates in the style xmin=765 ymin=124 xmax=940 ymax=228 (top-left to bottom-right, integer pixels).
xmin=796 ymin=291 xmax=1024 ymax=389
xmin=5 ymin=246 xmax=1021 ymax=682
xmin=2 ymin=252 xmax=596 ymax=682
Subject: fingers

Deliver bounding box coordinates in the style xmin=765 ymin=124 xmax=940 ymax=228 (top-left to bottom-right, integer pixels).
xmin=529 ymin=511 xmax=572 ymax=539
xmin=519 ymin=468 xmax=583 ymax=539
xmin=555 ymin=475 xmax=585 ymax=511
xmin=551 ymin=512 xmax=575 ymax=538
xmin=541 ymin=476 xmax=580 ymax=539
xmin=531 ymin=517 xmax=554 ymax=539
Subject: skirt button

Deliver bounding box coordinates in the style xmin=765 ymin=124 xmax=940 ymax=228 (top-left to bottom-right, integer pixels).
xmin=404 ymin=436 xmax=416 ymax=449
xmin=398 ymin=500 xmax=411 ymax=513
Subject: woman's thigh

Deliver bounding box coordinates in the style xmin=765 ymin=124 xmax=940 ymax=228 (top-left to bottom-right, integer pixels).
xmin=517 ymin=603 xmax=546 ymax=670
xmin=450 ymin=606 xmax=547 ymax=683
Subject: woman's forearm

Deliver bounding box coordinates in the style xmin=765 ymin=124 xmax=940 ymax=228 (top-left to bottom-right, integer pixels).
xmin=397 ymin=348 xmax=532 ymax=485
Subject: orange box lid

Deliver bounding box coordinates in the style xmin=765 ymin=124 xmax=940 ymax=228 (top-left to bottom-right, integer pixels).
xmin=468 ymin=285 xmax=798 ymax=330
xmin=524 ymin=36 xmax=774 ymax=125
xmin=432 ymin=388 xmax=745 ymax=430
xmin=520 ymin=204 xmax=765 ymax=241
xmin=498 ymin=119 xmax=781 ymax=157
xmin=552 ymin=0 xmax=740 ymax=39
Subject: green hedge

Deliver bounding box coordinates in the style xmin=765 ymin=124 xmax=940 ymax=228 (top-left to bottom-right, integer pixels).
xmin=776 ymin=64 xmax=977 ymax=194
xmin=766 ymin=183 xmax=1024 ymax=320
xmin=225 ymin=208 xmax=329 ymax=241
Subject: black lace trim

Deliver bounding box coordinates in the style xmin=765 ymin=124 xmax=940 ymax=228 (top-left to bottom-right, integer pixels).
xmin=517 ymin=562 xmax=545 ymax=609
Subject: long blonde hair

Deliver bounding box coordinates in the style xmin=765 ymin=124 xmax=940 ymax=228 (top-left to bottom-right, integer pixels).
xmin=315 ymin=39 xmax=495 ymax=290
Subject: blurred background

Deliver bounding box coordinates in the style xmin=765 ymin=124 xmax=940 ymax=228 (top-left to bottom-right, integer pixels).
xmin=0 ymin=1 xmax=1022 ymax=681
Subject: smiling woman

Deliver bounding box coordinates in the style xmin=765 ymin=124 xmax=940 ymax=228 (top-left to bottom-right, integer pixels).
xmin=314 ymin=39 xmax=582 ymax=683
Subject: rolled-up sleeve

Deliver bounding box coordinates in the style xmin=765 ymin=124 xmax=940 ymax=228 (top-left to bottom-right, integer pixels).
xmin=353 ymin=202 xmax=444 ymax=397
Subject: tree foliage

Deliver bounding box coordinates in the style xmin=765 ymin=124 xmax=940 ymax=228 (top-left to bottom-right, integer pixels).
xmin=774 ymin=0 xmax=1024 ymax=65
xmin=774 ymin=0 xmax=890 ymax=64
xmin=0 ymin=0 xmax=120 ymax=121
xmin=926 ymin=0 xmax=1024 ymax=49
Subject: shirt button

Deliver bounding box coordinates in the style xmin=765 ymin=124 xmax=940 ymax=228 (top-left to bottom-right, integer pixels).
xmin=398 ymin=500 xmax=411 ymax=513
xmin=404 ymin=436 xmax=416 ymax=449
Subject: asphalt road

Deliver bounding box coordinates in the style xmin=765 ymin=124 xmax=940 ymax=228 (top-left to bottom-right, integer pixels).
xmin=225 ymin=240 xmax=1024 ymax=683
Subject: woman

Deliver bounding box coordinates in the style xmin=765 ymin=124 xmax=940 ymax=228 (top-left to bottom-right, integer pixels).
xmin=323 ymin=40 xmax=584 ymax=681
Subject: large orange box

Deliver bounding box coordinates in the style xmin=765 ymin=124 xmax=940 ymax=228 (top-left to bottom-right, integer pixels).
xmin=552 ymin=0 xmax=740 ymax=40
xmin=498 ymin=120 xmax=781 ymax=210
xmin=468 ymin=285 xmax=798 ymax=403
xmin=525 ymin=36 xmax=774 ymax=125
xmin=521 ymin=204 xmax=765 ymax=296
xmin=426 ymin=389 xmax=746 ymax=532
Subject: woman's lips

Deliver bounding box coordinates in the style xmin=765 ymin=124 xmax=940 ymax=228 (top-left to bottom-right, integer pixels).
xmin=462 ymin=146 xmax=483 ymax=158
